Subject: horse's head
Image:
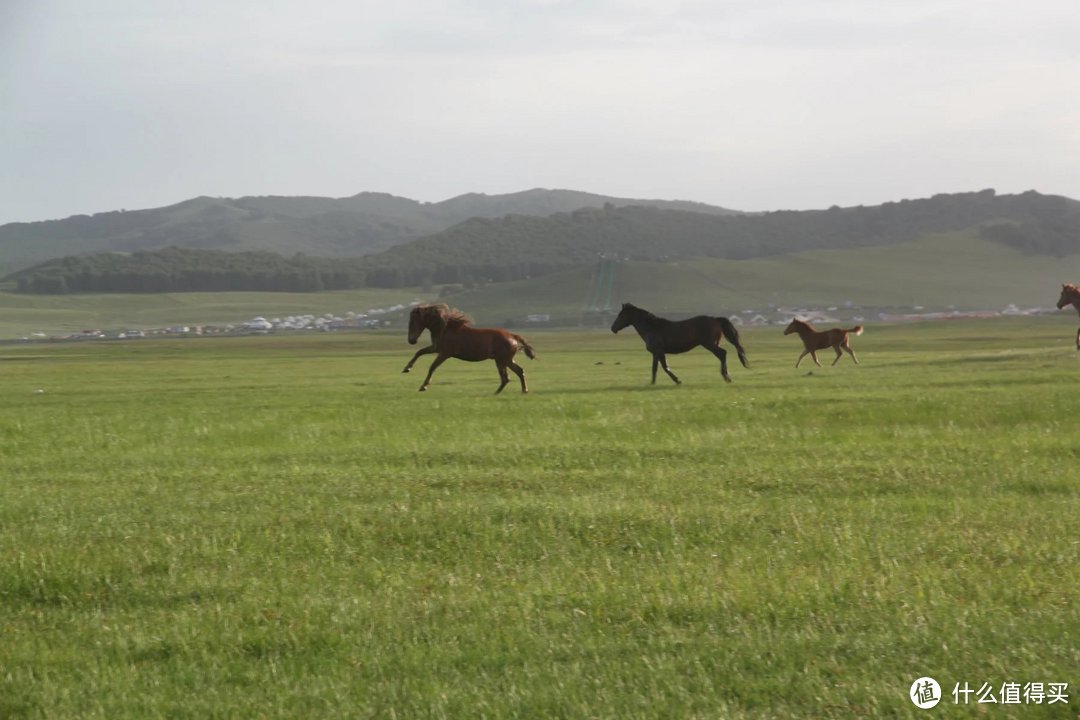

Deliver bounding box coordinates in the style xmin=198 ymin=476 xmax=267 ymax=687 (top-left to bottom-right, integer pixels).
xmin=783 ymin=319 xmax=802 ymax=335
xmin=610 ymin=303 xmax=635 ymax=334
xmin=407 ymin=306 xmax=430 ymax=345
xmin=1057 ymin=284 xmax=1077 ymax=310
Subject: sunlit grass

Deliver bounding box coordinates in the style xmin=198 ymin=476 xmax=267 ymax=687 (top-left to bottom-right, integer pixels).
xmin=0 ymin=319 xmax=1077 ymax=718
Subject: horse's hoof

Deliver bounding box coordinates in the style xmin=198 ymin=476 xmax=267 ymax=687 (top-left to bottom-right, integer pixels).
xmin=418 ymin=387 xmax=427 ymax=392
xmin=723 ymin=376 xmax=732 ymax=383
xmin=402 ymin=368 xmax=411 ymax=374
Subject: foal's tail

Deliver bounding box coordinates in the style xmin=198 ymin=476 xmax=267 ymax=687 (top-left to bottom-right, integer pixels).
xmin=512 ymin=334 xmax=537 ymax=360
xmin=849 ymin=325 xmax=865 ymax=336
xmin=718 ymin=317 xmax=749 ymax=368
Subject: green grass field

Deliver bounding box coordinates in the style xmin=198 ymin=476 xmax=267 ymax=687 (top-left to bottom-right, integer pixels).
xmin=1 ymin=318 xmax=1077 ymax=718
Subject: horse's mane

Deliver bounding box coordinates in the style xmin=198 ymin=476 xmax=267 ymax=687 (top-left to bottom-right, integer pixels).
xmin=789 ymin=317 xmax=814 ymax=330
xmin=622 ymin=303 xmax=663 ymax=322
xmin=1065 ymin=283 xmax=1080 ymax=297
xmin=417 ymin=303 xmax=472 ymax=328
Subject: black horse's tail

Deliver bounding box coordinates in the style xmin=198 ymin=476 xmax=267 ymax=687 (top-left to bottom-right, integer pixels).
xmin=512 ymin=334 xmax=537 ymax=360
xmin=718 ymin=317 xmax=749 ymax=368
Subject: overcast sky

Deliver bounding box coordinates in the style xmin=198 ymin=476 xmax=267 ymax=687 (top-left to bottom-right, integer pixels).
xmin=2 ymin=0 xmax=1078 ymax=224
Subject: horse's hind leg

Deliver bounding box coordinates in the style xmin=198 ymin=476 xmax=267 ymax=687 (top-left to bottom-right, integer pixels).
xmin=651 ymin=355 xmax=660 ymax=384
xmin=844 ymin=342 xmax=859 ymax=364
xmin=1075 ymin=326 xmax=1079 ymax=350
xmin=494 ymin=361 xmax=511 ymax=394
xmin=508 ymin=360 xmax=528 ymax=393
xmin=831 ymin=345 xmax=844 ymax=366
xmin=652 ymin=354 xmax=678 ymax=386
xmin=706 ymin=344 xmax=732 ymax=383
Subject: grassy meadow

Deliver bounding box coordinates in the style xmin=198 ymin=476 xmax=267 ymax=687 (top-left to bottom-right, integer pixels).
xmin=0 ymin=318 xmax=1077 ymax=718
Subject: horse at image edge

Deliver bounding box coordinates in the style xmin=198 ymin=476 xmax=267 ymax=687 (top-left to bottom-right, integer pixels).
xmin=1057 ymin=283 xmax=1080 ymax=350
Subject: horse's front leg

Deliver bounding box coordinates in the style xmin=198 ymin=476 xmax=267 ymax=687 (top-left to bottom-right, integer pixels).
xmin=795 ymin=350 xmax=809 ymax=368
xmin=658 ymin=354 xmax=681 ymax=384
xmin=1075 ymin=326 xmax=1079 ymax=350
xmin=651 ymin=355 xmax=660 ymax=384
xmin=418 ymin=354 xmax=449 ymax=392
xmin=403 ymin=344 xmax=435 ymax=373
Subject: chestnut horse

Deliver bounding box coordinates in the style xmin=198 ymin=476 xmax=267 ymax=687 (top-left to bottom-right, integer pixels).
xmin=610 ymin=303 xmax=748 ymax=384
xmin=784 ymin=318 xmax=863 ymax=367
xmin=1056 ymin=283 xmax=1080 ymax=350
xmin=407 ymin=304 xmax=536 ymax=393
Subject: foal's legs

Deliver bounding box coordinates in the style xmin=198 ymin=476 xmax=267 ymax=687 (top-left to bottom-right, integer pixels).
xmin=418 ymin=354 xmax=449 ymax=392
xmin=1075 ymin=326 xmax=1079 ymax=350
xmin=843 ymin=341 xmax=859 ymax=364
xmin=798 ymin=349 xmax=822 ymax=368
xmin=831 ymin=344 xmax=844 ymax=366
xmin=653 ymin=353 xmax=681 ymax=384
xmin=402 ymin=344 xmax=435 ymax=373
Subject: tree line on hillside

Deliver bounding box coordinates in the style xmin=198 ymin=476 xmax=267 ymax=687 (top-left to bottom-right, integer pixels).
xmin=359 ymin=189 xmax=1080 ymax=287
xmin=7 ymin=247 xmax=368 ymax=294
xmin=5 ymin=190 xmax=1078 ymax=293
xmin=0 ymin=188 xmax=739 ymax=276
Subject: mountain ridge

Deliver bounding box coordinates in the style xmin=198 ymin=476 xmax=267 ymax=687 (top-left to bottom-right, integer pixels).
xmin=8 ymin=189 xmax=1080 ymax=295
xmin=0 ymin=188 xmax=739 ymax=275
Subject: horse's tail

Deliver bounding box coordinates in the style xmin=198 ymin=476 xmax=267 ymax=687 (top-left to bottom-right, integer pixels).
xmin=850 ymin=325 xmax=865 ymax=336
xmin=512 ymin=334 xmax=537 ymax=360
xmin=718 ymin=317 xmax=749 ymax=368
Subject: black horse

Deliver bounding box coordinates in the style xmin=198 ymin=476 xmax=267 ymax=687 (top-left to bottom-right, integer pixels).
xmin=611 ymin=302 xmax=749 ymax=384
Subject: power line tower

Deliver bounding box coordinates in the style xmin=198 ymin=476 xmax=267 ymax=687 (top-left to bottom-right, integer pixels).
xmin=580 ymin=255 xmax=617 ymax=326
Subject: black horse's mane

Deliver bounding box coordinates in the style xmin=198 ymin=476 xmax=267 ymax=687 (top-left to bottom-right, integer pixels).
xmin=622 ymin=303 xmax=665 ymax=324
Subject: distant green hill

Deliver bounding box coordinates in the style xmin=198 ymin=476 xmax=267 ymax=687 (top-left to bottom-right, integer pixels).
xmin=0 ymin=189 xmax=738 ymax=276
xmin=444 ymin=231 xmax=1080 ymax=324
xmin=8 ymin=189 xmax=1079 ymax=298
xmin=360 ymin=189 xmax=1080 ymax=287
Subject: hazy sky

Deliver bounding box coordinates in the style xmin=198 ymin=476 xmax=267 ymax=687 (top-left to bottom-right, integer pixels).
xmin=3 ymin=0 xmax=1078 ymax=224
